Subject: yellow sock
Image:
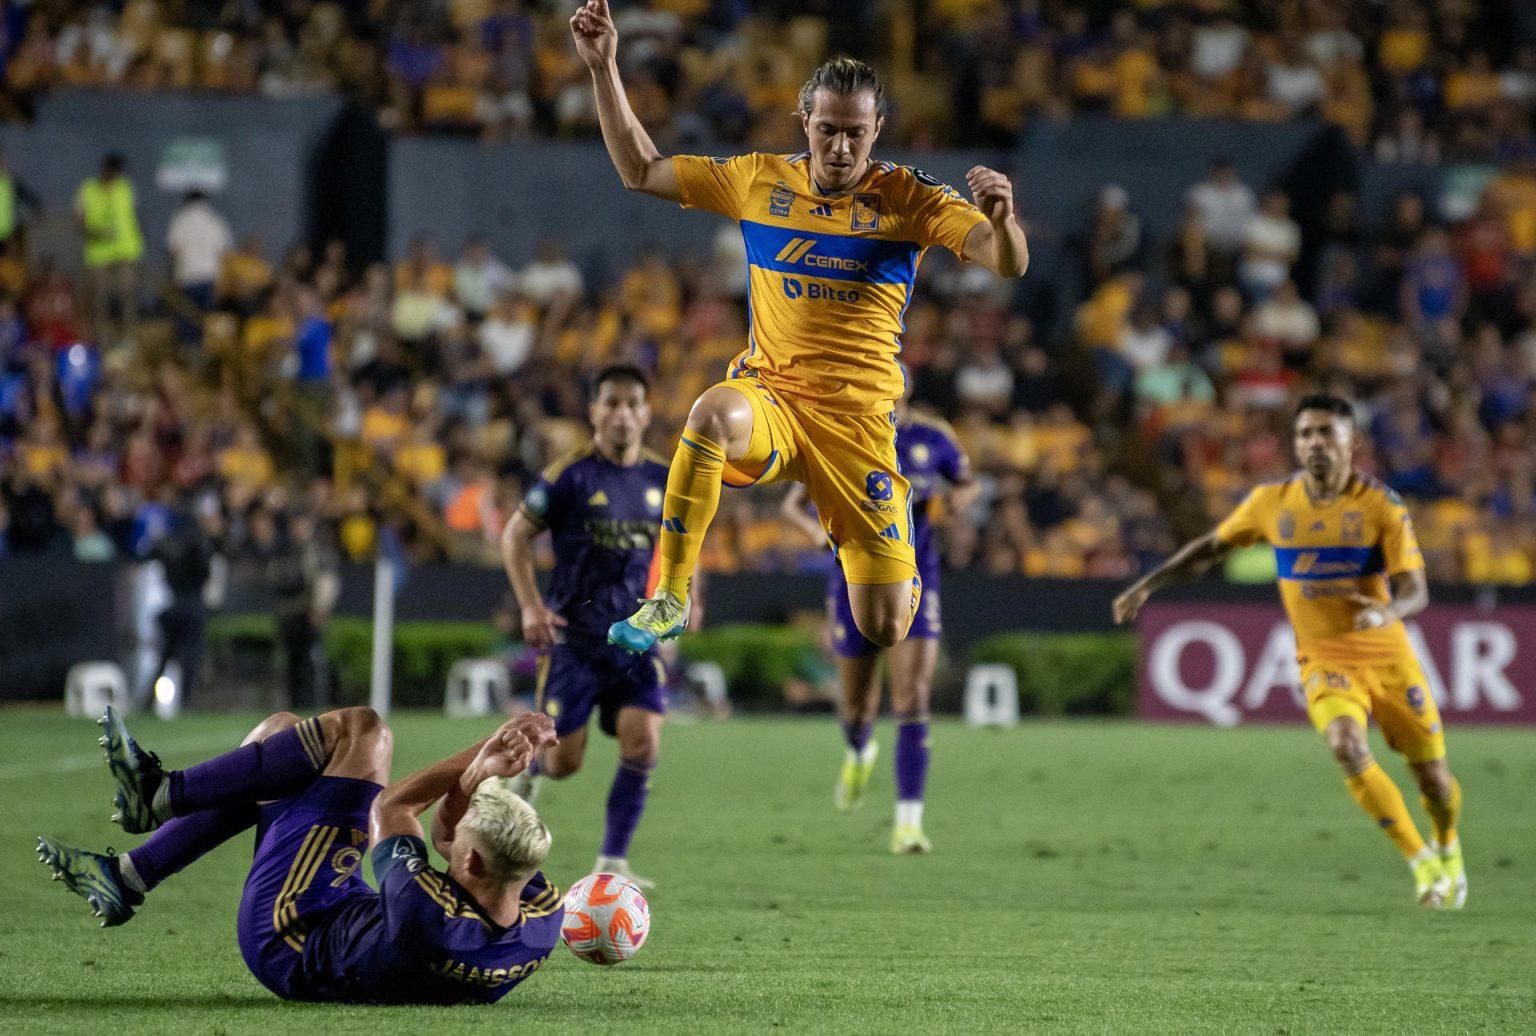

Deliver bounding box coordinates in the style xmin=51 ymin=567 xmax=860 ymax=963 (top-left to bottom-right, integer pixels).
xmin=1345 ymin=763 xmax=1427 ymax=859
xmin=656 ymin=429 xmax=725 ymax=599
xmin=1420 ymin=776 xmax=1462 ymax=848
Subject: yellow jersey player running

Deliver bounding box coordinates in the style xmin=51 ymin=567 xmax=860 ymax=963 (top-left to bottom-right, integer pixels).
xmin=1113 ymin=395 xmax=1466 ymax=909
xmin=569 ymin=0 xmax=1028 ymax=654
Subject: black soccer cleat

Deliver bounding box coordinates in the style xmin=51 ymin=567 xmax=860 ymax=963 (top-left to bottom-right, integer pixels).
xmin=36 ymin=835 xmax=144 ymax=927
xmin=98 ymin=706 xmax=166 ymax=834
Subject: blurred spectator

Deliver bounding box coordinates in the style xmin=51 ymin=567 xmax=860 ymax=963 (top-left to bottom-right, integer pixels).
xmin=454 ymin=237 xmax=516 ymax=322
xmin=166 ymin=191 xmax=233 ymax=314
xmin=75 ymin=153 xmax=144 ymax=348
xmin=1239 ymin=189 xmax=1301 ymax=301
xmin=1185 ymin=157 xmax=1255 ymax=265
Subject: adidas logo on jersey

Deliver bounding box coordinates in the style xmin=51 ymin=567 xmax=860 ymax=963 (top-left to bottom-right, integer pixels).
xmin=809 ymin=204 xmax=835 ymax=217
xmin=1310 ymin=521 xmax=1325 ymax=531
xmin=589 ymin=491 xmax=609 ymax=507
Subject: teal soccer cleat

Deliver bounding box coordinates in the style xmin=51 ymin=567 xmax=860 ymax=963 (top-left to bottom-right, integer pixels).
xmin=98 ymin=706 xmax=167 ymax=834
xmin=608 ymin=590 xmax=690 ymax=654
xmin=37 ymin=836 xmax=143 ymax=927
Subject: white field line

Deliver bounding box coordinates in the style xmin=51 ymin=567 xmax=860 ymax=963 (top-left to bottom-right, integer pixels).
xmin=0 ymin=732 xmax=245 ymax=782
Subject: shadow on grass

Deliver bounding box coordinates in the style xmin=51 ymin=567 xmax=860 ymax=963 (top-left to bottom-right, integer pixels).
xmin=0 ymin=993 xmax=276 ymax=1009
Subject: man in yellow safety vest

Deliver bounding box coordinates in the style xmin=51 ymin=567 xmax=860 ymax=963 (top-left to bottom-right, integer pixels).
xmin=75 ymin=153 xmax=145 ymax=349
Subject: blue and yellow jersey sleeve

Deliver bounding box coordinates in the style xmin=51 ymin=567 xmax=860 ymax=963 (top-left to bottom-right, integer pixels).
xmin=901 ymin=168 xmax=988 ymax=256
xmin=1377 ymin=487 xmax=1425 ymax=575
xmin=1213 ymin=486 xmax=1270 ymax=547
xmin=673 ymin=154 xmax=760 ymax=220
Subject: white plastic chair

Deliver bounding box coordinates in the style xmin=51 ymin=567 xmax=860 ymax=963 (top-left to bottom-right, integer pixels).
xmin=65 ymin=662 xmax=130 ymax=718
xmin=445 ymin=658 xmax=511 ymax=718
xmin=963 ymin=663 xmax=1020 ymax=728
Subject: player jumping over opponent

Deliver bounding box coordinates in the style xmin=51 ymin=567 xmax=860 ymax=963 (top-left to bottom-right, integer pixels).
xmin=569 ymin=0 xmax=1027 ymax=657
xmin=501 ymin=364 xmax=670 ymax=888
xmin=38 ymin=706 xmax=565 ymax=1002
xmin=1113 ymin=394 xmax=1466 ymax=908
xmin=784 ymin=390 xmax=976 ymax=853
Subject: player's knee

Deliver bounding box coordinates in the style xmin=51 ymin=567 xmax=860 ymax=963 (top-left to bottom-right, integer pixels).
xmin=859 ymin=615 xmax=904 ymax=649
xmin=1414 ymin=762 xmax=1453 ymax=800
xmin=326 ymin=706 xmax=392 ymax=753
xmin=686 ymin=387 xmax=751 ymax=448
xmin=542 ymin=755 xmax=581 ymax=779
xmin=1326 ymin=732 xmax=1371 ymax=772
xmin=243 ymin=711 xmax=301 ymax=745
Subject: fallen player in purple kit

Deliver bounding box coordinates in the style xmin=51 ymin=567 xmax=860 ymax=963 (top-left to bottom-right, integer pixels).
xmin=38 ymin=706 xmax=566 ymax=1004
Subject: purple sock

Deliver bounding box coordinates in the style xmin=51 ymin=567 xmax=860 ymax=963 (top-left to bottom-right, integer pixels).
xmin=168 ymin=717 xmax=327 ymax=816
xmin=600 ymin=759 xmax=653 ymax=858
xmin=125 ymin=805 xmax=259 ymax=891
xmin=894 ymin=721 xmax=930 ymax=802
xmin=842 ymin=720 xmax=872 ymax=753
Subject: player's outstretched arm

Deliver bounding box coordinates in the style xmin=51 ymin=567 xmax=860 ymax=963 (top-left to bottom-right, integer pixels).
xmin=571 ymin=0 xmax=680 ymax=201
xmin=501 ymin=511 xmax=568 ymax=650
xmin=961 ymin=166 xmax=1029 ymax=278
xmin=1112 ymin=529 xmax=1230 ymax=625
xmin=370 ymin=713 xmax=557 ymax=855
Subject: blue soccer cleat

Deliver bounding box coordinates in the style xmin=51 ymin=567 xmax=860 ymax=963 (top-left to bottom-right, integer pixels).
xmin=608 ymin=590 xmax=689 ymax=654
xmin=37 ymin=835 xmax=143 ymax=927
xmin=98 ymin=706 xmax=166 ymax=834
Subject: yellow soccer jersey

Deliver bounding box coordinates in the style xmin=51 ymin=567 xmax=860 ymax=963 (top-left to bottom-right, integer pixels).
xmin=1215 ymin=473 xmax=1425 ymax=664
xmin=673 ymin=152 xmax=987 ymax=414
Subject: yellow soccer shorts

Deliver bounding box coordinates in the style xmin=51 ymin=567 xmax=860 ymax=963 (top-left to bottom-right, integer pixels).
xmin=1301 ymin=655 xmax=1447 ymax=763
xmin=716 ymin=376 xmax=917 ymax=585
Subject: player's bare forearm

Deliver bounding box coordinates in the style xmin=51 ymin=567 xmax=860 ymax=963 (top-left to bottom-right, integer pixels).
xmin=990 ymin=217 xmax=1029 ymax=278
xmin=1140 ymin=531 xmax=1228 ymax=594
xmin=372 ymin=739 xmax=490 ymax=848
xmin=590 ymin=62 xmax=679 ymax=199
xmin=1386 ymin=569 xmax=1429 ymax=622
xmin=501 ymin=513 xmax=543 ymax=612
xmin=1114 ymin=530 xmax=1229 ymax=624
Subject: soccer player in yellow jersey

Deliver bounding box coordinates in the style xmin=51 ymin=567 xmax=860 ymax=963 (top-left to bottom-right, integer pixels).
xmin=568 ymin=0 xmax=1028 ymax=654
xmin=1113 ymin=395 xmax=1466 ymax=908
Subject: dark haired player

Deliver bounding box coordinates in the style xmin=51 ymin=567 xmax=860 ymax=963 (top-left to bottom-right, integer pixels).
xmin=568 ymin=0 xmax=1028 ymax=657
xmin=1114 ymin=394 xmax=1466 ymax=908
xmin=501 ymin=364 xmax=670 ymax=888
xmin=38 ymin=706 xmax=564 ymax=1003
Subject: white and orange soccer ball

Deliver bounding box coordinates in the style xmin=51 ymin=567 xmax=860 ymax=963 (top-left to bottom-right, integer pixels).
xmin=561 ymin=873 xmax=650 ymax=965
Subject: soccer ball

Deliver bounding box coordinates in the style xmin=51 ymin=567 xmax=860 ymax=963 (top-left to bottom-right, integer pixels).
xmin=561 ymin=873 xmax=650 ymax=965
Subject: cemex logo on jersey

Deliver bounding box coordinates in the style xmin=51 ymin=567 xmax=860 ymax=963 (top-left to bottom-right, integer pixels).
xmin=774 ymin=237 xmax=869 ymax=274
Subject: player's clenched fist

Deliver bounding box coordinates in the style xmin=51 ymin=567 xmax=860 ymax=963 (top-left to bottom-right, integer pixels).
xmin=966 ymin=166 xmax=1015 ymax=226
xmin=571 ymin=0 xmax=617 ymax=70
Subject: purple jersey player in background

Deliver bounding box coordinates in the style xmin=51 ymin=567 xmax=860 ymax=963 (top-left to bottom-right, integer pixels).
xmin=38 ymin=705 xmax=564 ymax=1005
xmin=501 ymin=364 xmax=671 ymax=889
xmin=783 ymin=389 xmax=977 ymax=854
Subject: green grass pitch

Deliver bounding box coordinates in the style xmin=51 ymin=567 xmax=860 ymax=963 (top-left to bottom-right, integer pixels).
xmin=2 ymin=710 xmax=1533 ymax=1034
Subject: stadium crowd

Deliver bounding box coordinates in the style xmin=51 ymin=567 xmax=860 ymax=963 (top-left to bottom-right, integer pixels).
xmin=1 ymin=1 xmax=1535 ymax=159
xmin=2 ymin=141 xmax=1535 ymax=586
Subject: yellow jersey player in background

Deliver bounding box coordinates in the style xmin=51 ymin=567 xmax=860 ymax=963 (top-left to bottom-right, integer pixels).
xmin=1113 ymin=394 xmax=1466 ymax=909
xmin=568 ymin=0 xmax=1028 ymax=655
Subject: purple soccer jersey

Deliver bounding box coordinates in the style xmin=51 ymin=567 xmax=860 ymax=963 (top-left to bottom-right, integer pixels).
xmin=236 ymin=777 xmax=562 ymax=1004
xmin=829 ymin=415 xmax=966 ymax=657
xmin=518 ymin=444 xmax=669 ymax=646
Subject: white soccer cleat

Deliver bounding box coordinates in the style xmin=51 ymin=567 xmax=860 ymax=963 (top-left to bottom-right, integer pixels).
xmin=593 ymin=855 xmax=655 ymax=890
xmin=506 ymin=770 xmax=543 ymax=807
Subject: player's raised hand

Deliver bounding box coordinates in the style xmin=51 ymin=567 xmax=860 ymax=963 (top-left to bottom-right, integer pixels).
xmin=570 ymin=0 xmax=617 ymax=71
xmin=506 ymin=711 xmax=558 ymax=756
xmin=1347 ymin=592 xmax=1392 ymax=630
xmin=1112 ymin=585 xmax=1148 ymax=625
xmin=966 ymin=166 xmax=1015 ymax=226
xmin=521 ymin=603 xmax=567 ymax=651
